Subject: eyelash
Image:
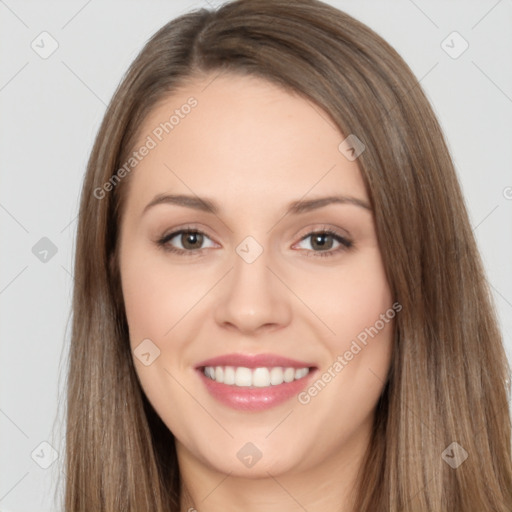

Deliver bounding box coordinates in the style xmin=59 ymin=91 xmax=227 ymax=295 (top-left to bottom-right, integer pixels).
xmin=156 ymin=225 xmax=353 ymax=258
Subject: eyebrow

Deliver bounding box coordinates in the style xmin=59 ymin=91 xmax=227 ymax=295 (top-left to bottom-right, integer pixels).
xmin=142 ymin=193 xmax=372 ymax=217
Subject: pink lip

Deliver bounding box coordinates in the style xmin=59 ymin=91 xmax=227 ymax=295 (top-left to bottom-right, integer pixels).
xmin=195 ymin=353 xmax=317 ymax=411
xmin=196 ymin=353 xmax=315 ymax=369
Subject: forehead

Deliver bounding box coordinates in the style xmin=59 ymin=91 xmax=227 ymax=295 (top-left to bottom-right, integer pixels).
xmin=123 ymin=72 xmax=367 ymax=215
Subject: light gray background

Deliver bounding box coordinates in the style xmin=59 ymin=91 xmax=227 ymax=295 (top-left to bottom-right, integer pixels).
xmin=1 ymin=1 xmax=511 ymax=510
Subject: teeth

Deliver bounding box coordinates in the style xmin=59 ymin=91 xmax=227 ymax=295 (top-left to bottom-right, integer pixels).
xmin=203 ymin=366 xmax=311 ymax=387
xmin=252 ymin=368 xmax=270 ymax=387
xmin=284 ymin=367 xmax=295 ymax=382
xmin=224 ymin=366 xmax=236 ymax=385
xmin=235 ymin=367 xmax=252 ymax=387
xmin=295 ymin=368 xmax=309 ymax=379
xmin=270 ymin=367 xmax=284 ymax=385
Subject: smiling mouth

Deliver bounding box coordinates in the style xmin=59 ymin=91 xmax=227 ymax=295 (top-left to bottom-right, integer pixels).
xmin=201 ymin=365 xmax=313 ymax=388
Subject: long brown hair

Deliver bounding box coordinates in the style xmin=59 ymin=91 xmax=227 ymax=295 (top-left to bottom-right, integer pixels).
xmin=64 ymin=0 xmax=512 ymax=510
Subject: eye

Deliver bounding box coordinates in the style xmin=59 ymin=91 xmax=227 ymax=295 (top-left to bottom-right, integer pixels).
xmin=293 ymin=229 xmax=352 ymax=258
xmin=156 ymin=228 xmax=217 ymax=255
xmin=156 ymin=226 xmax=353 ymax=258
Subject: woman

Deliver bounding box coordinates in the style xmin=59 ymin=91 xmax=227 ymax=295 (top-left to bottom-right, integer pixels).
xmin=64 ymin=0 xmax=512 ymax=510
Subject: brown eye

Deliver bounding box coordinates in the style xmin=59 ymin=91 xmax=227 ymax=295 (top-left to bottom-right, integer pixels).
xmin=180 ymin=232 xmax=204 ymax=250
xmin=295 ymin=229 xmax=352 ymax=258
xmin=156 ymin=229 xmax=217 ymax=255
xmin=310 ymin=233 xmax=335 ymax=251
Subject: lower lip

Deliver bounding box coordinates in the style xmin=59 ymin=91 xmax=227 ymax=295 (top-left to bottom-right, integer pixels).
xmin=197 ymin=369 xmax=316 ymax=411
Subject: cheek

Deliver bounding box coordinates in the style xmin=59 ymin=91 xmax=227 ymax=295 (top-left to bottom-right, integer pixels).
xmin=304 ymin=248 xmax=394 ymax=347
xmin=120 ymin=246 xmax=209 ymax=347
xmin=298 ymin=248 xmax=395 ymax=403
xmin=119 ymin=245 xmax=207 ymax=441
xmin=119 ymin=236 xmax=395 ymax=472
xmin=288 ymin=253 xmax=394 ymax=461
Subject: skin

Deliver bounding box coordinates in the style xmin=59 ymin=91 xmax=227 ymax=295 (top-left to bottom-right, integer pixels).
xmin=118 ymin=72 xmax=395 ymax=512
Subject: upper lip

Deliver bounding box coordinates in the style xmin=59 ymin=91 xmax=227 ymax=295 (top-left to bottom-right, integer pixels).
xmin=196 ymin=353 xmax=316 ymax=369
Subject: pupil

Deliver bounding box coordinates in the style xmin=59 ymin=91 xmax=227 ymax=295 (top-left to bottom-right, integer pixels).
xmin=183 ymin=232 xmax=202 ymax=249
xmin=313 ymin=234 xmax=332 ymax=250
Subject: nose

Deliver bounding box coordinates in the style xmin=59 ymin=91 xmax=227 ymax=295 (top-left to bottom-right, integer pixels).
xmin=213 ymin=245 xmax=292 ymax=336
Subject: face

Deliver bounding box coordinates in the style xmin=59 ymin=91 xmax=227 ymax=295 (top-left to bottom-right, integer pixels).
xmin=118 ymin=72 xmax=395 ymax=479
